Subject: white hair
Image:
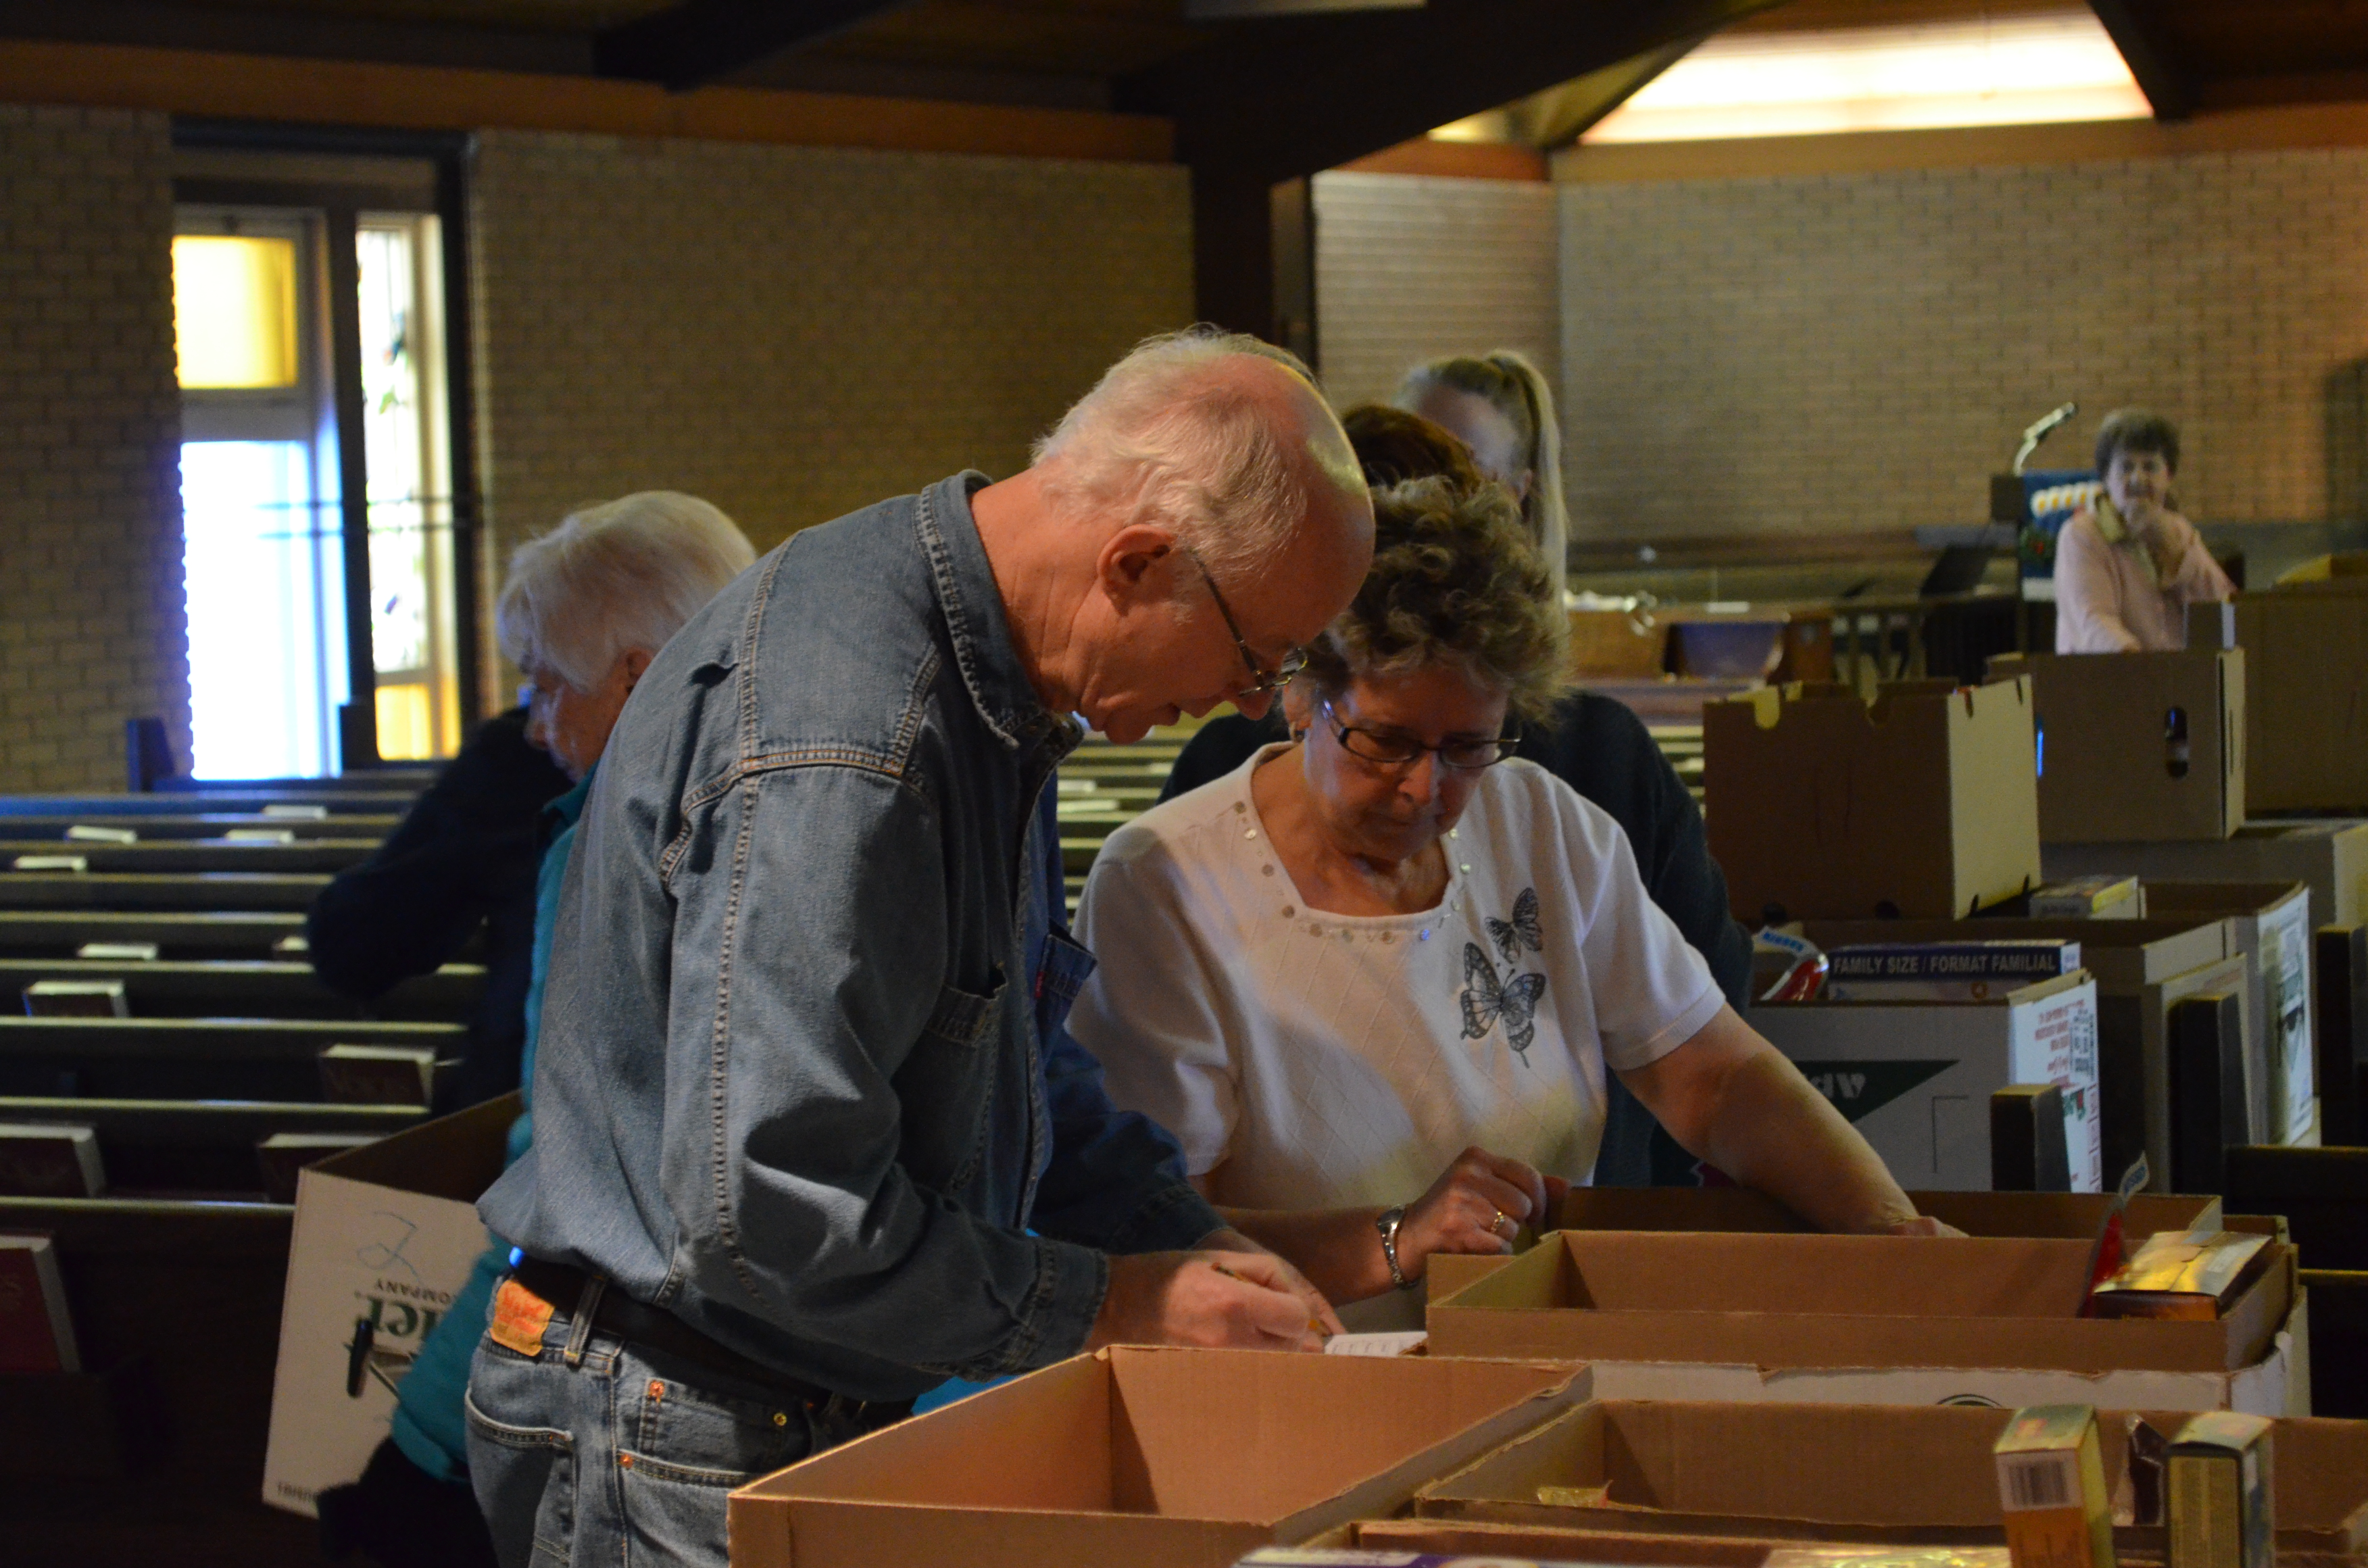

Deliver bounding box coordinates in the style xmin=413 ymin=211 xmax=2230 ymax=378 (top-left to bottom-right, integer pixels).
xmin=1032 ymin=325 xmax=1361 ymax=583
xmin=495 ymin=491 xmax=757 ymax=692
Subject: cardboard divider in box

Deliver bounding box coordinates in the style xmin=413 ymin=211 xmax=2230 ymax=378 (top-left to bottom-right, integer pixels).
xmin=1782 ymin=917 xmax=2247 ymax=1192
xmin=1704 ymin=676 xmax=2041 ymax=923
xmin=1427 ymin=1231 xmax=2305 ymax=1414
xmin=1403 ymin=1400 xmax=2368 ymax=1562
xmin=1751 ymin=970 xmax=2106 ymax=1193
xmin=727 ymin=1347 xmax=1587 ymax=1568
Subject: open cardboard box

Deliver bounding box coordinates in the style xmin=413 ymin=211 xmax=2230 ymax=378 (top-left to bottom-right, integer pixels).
xmin=1550 ymin=1186 xmax=2221 ymax=1238
xmin=1704 ymin=676 xmax=2040 ymax=922
xmin=2047 ymin=818 xmax=2368 ymax=929
xmin=1991 ymin=649 xmax=2245 ymax=843
xmin=727 ymin=1346 xmax=1586 ymax=1568
xmin=2144 ymin=881 xmax=2318 ymax=1146
xmin=1427 ymin=1231 xmax=2304 ymax=1414
xmin=1406 ymin=1399 xmax=2368 ymax=1562
xmin=1751 ymin=972 xmax=2103 ymax=1192
xmin=1789 ymin=916 xmax=2244 ymax=1191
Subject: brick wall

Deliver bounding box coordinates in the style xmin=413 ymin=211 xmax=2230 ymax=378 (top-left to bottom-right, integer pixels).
xmin=468 ymin=132 xmax=1194 ymax=602
xmin=1558 ymin=149 xmax=2368 ymax=538
xmin=1312 ymin=170 xmax=1561 ymax=414
xmin=0 ymin=105 xmax=186 ymax=793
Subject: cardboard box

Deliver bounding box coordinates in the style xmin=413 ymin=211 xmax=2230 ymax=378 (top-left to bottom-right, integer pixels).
xmin=260 ymin=1093 xmax=515 ymax=1519
xmin=727 ymin=1347 xmax=1587 ymax=1568
xmin=2144 ymin=882 xmax=2317 ymax=1148
xmin=1406 ymin=1401 xmax=2368 ymax=1557
xmin=1790 ymin=918 xmax=2242 ymax=1194
xmin=1991 ymin=651 xmax=2244 ymax=843
xmin=1751 ymin=972 xmax=2102 ymax=1192
xmin=1705 ymin=677 xmax=2041 ymax=922
xmin=2045 ymin=819 xmax=2368 ymax=929
xmin=1546 ymin=1186 xmax=2222 ymax=1238
xmin=2193 ymin=588 xmax=2368 ymax=812
xmin=1426 ymin=1232 xmax=2300 ymax=1409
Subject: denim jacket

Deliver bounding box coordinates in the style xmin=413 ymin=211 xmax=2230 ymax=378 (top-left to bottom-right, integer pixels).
xmin=477 ymin=473 xmax=1224 ymax=1403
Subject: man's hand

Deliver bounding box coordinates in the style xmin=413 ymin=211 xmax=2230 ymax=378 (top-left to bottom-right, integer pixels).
xmin=1088 ymin=1246 xmax=1339 ymax=1354
xmin=1195 ymin=1226 xmax=1344 ymax=1338
xmin=1396 ymin=1146 xmax=1566 ymax=1278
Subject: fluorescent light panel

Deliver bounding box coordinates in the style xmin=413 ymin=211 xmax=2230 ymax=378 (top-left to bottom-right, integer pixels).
xmin=1573 ymin=9 xmax=2148 ymax=144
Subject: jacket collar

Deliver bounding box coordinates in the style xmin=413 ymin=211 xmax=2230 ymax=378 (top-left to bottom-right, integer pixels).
xmin=916 ymin=471 xmax=1076 ymax=754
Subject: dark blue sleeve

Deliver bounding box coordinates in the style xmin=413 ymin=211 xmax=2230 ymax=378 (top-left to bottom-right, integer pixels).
xmin=1025 ymin=788 xmax=1226 ymax=1253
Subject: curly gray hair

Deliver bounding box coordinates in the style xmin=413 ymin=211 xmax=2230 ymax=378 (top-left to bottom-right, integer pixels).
xmin=1300 ymin=476 xmax=1570 ymax=724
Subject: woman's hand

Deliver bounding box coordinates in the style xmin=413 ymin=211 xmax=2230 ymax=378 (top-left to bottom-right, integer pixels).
xmin=1395 ymin=1145 xmax=1568 ymax=1278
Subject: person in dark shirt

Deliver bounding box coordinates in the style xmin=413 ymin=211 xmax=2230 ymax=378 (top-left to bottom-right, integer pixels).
xmin=1157 ymin=406 xmax=1750 ymax=1187
xmin=306 ymin=706 xmax=569 ymax=1113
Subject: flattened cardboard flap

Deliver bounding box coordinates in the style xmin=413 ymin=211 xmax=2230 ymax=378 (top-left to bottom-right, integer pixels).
xmin=310 ymin=1091 xmax=518 ymax=1202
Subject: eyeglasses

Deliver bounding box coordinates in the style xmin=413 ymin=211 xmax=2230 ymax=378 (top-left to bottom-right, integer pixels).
xmin=1318 ymin=697 xmax=1520 ymax=772
xmin=1182 ymin=547 xmax=1308 ymax=698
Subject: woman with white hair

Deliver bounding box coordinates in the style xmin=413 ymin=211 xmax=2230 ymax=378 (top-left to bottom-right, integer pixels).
xmin=498 ymin=490 xmax=757 ymax=780
xmin=315 ymin=490 xmax=754 ymax=1568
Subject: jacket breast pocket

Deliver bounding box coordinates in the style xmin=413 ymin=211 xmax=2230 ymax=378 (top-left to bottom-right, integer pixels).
xmin=892 ymin=969 xmax=1004 ymax=1194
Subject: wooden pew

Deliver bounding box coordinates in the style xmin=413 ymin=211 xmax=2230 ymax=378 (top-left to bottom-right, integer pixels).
xmin=0 ymin=813 xmax=402 ymax=842
xmin=0 ymin=839 xmax=382 ymax=875
xmin=0 ymin=791 xmax=418 ymax=818
xmin=0 ymin=957 xmax=482 ymax=1021
xmin=0 ymin=910 xmax=306 ymax=959
xmin=0 ymin=1016 xmax=463 ymax=1103
xmin=0 ymin=1195 xmax=321 ymax=1564
xmin=0 ymin=871 xmax=330 ymax=914
xmin=0 ymin=1095 xmax=421 ymax=1193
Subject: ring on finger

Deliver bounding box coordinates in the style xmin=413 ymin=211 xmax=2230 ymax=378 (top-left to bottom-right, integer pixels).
xmin=1490 ymin=1209 xmax=1511 ymax=1238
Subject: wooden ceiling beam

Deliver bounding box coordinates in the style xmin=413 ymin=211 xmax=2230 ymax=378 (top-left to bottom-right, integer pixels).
xmin=0 ymin=0 xmax=587 ymax=74
xmin=592 ymin=0 xmax=923 ymax=90
xmin=2086 ymin=0 xmax=2199 ymax=122
xmin=1121 ymin=0 xmax=1792 ymax=184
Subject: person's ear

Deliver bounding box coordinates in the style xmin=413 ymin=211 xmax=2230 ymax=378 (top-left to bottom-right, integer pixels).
xmin=1514 ymin=467 xmax=1535 ymax=505
xmin=1097 ymin=523 xmax=1184 ymax=610
xmin=618 ymin=647 xmax=655 ymax=695
xmin=1281 ymin=680 xmax=1316 ymax=735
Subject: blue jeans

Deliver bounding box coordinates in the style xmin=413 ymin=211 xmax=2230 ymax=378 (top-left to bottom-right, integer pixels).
xmin=465 ymin=1304 xmax=853 ymax=1568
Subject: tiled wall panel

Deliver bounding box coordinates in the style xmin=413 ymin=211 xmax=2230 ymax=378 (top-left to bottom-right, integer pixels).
xmin=0 ymin=105 xmax=186 ymax=792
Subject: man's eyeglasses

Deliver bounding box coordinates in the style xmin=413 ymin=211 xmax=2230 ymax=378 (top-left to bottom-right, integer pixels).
xmin=1319 ymin=697 xmax=1519 ymax=772
xmin=1182 ymin=547 xmax=1307 ymax=698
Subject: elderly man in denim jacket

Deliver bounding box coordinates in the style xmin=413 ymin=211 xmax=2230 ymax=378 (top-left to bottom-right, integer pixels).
xmin=466 ymin=330 xmax=1375 ymax=1568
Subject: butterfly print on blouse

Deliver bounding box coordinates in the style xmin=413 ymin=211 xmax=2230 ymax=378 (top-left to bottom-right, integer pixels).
xmin=1487 ymin=886 xmax=1542 ymax=964
xmin=1459 ymin=941 xmax=1548 ymax=1065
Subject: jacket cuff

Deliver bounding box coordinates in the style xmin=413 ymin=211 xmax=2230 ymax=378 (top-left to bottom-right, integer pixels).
xmin=1101 ymin=1179 xmax=1227 ymax=1256
xmin=1005 ymin=1235 xmax=1108 ymax=1371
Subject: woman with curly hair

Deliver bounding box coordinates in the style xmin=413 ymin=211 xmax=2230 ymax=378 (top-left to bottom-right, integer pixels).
xmin=1068 ymin=478 xmax=1947 ymax=1329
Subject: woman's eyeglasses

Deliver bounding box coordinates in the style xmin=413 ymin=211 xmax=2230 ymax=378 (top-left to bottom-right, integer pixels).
xmin=1318 ymin=698 xmax=1519 ymax=771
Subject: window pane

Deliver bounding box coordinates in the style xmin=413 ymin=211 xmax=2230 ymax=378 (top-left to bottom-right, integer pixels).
xmin=173 ymin=236 xmax=299 ymax=390
xmin=178 ymin=441 xmax=347 ymax=778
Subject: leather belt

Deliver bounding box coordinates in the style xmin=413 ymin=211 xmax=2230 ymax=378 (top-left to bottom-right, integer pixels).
xmin=506 ymin=1256 xmax=913 ymax=1428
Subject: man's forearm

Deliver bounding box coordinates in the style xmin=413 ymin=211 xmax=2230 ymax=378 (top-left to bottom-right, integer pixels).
xmin=1697 ymin=1049 xmax=1920 ymax=1234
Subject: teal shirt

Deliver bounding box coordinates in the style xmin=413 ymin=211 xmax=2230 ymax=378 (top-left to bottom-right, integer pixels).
xmin=389 ymin=766 xmax=594 ymax=1482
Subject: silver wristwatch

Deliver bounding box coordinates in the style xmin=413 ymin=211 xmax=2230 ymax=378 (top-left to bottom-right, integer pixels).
xmin=1375 ymin=1205 xmax=1416 ymax=1291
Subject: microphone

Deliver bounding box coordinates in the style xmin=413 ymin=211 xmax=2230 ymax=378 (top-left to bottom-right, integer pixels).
xmin=2013 ymin=401 xmax=2078 ymax=474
